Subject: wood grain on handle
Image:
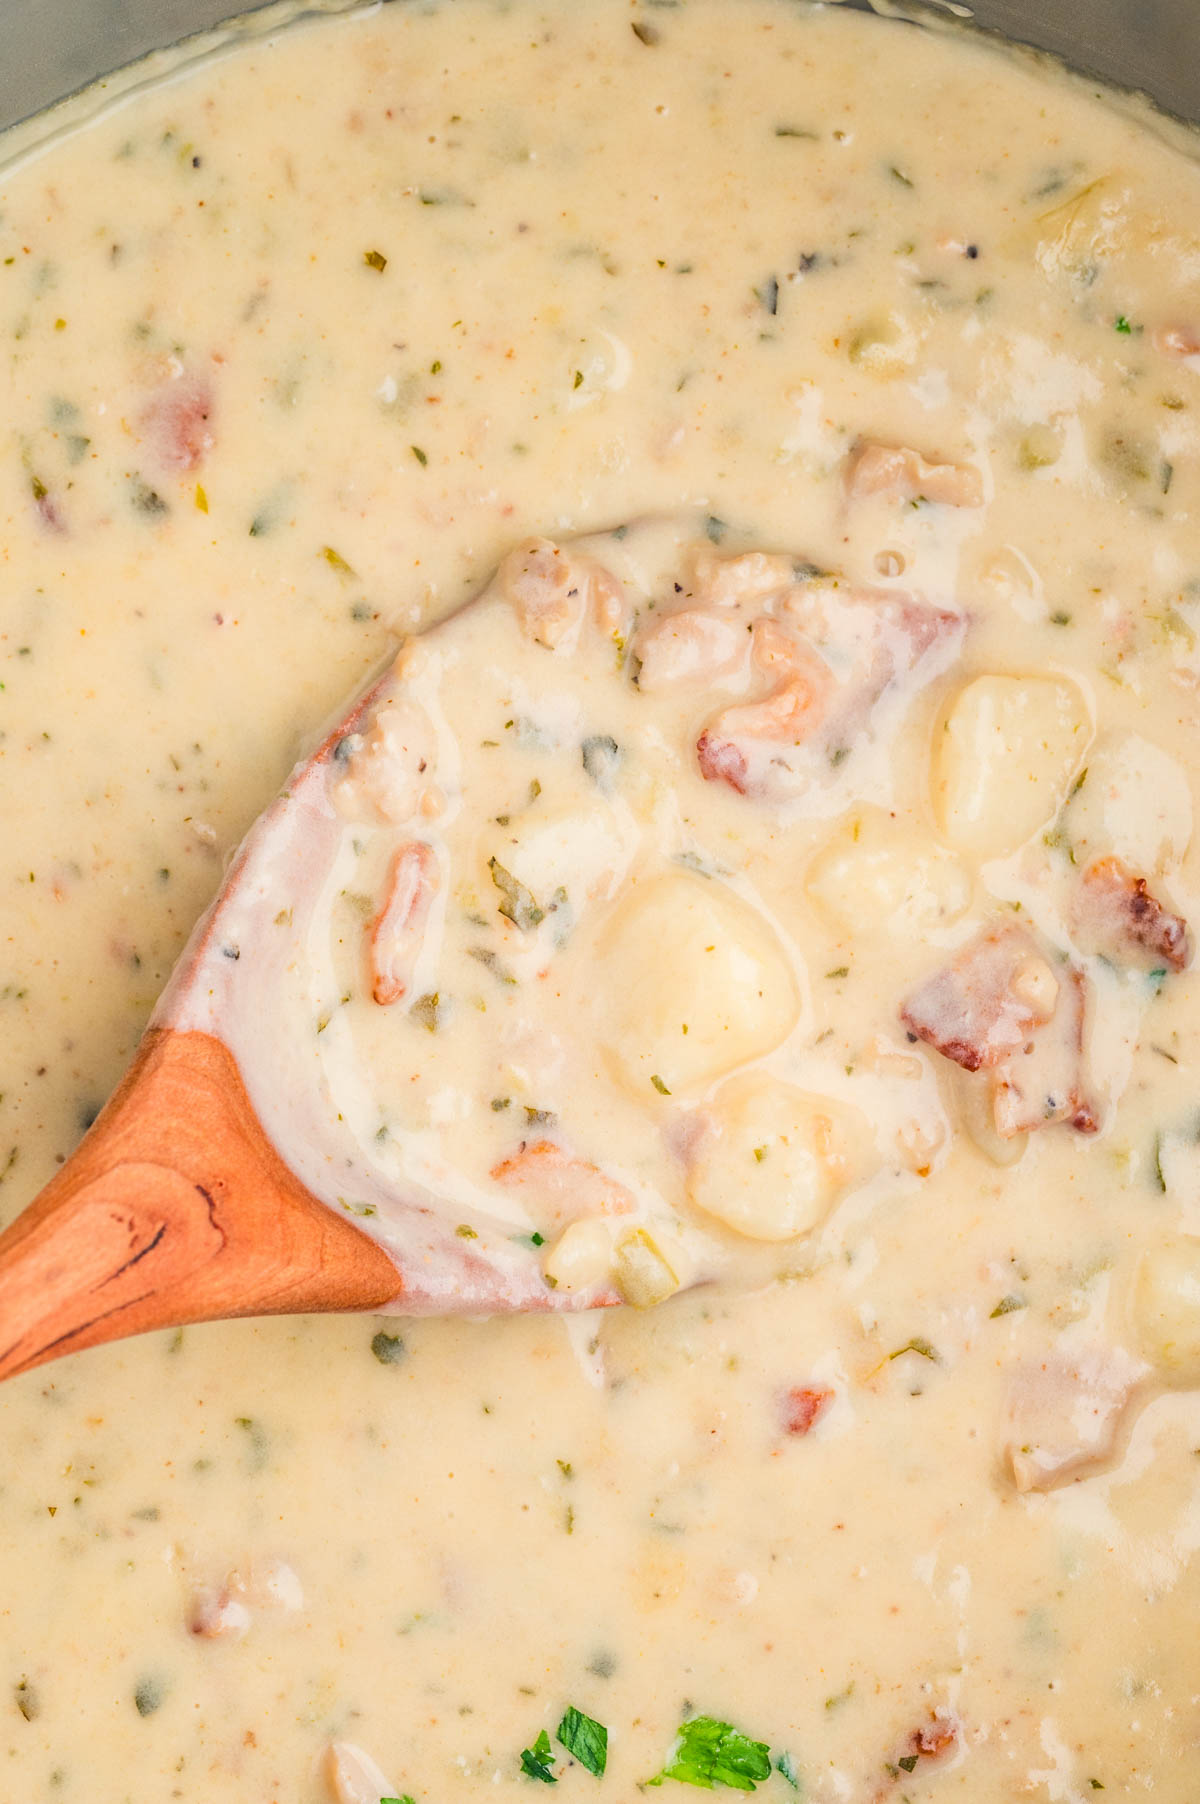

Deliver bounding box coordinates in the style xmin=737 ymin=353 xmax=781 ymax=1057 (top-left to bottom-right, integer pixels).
xmin=0 ymin=1028 xmax=403 ymax=1381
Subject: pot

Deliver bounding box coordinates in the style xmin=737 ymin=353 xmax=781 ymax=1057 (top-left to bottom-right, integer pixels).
xmin=2 ymin=0 xmax=1199 ymax=140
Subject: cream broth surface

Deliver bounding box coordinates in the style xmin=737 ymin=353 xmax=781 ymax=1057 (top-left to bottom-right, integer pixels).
xmin=4 ymin=2 xmax=1200 ymax=1800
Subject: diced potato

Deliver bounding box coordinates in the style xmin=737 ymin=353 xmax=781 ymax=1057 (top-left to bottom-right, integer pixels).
xmin=543 ymin=1216 xmax=616 ymax=1294
xmin=686 ymin=1073 xmax=870 ymax=1241
xmin=490 ymin=802 xmax=630 ymax=912
xmin=806 ymin=808 xmax=971 ymax=938
xmin=933 ymin=673 xmax=1091 ymax=858
xmin=948 ymin=1066 xmax=1028 ymax=1168
xmin=1131 ymin=1238 xmax=1200 ymax=1382
xmin=614 ymin=1228 xmax=683 ymax=1307
xmin=596 ymin=872 xmax=800 ymax=1095
xmin=1065 ymin=734 xmax=1192 ymax=875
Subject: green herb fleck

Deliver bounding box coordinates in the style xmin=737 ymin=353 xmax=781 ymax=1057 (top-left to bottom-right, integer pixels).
xmin=489 ymin=856 xmax=544 ymax=931
xmin=134 ymin=1677 xmax=164 ymax=1717
xmin=371 ymin=1330 xmax=406 ymax=1365
xmin=321 ymin=544 xmax=356 ymax=577
xmin=888 ymin=1336 xmax=940 ymax=1363
xmin=557 ymin=1706 xmax=608 ymax=1777
xmin=774 ymin=1752 xmax=801 ymax=1791
xmin=1114 ymin=314 xmax=1132 ymax=334
xmin=411 ymin=444 xmax=428 ymax=466
xmin=363 ymin=249 xmax=388 ymax=272
xmin=651 ymin=1074 xmax=672 ymax=1095
xmin=1049 ymin=610 xmax=1072 ymax=626
xmin=410 ymin=991 xmax=442 ymax=1032
xmin=631 ymin=19 xmax=660 ymax=45
xmin=705 ymin=515 xmax=728 ymax=544
xmin=990 ymin=1294 xmax=1026 ymax=1318
xmin=521 ymin=1728 xmax=558 ymax=1783
xmin=1153 ymin=1132 xmax=1167 ymax=1194
xmin=898 ymin=1755 xmax=918 ymax=1774
xmin=456 ymin=1223 xmax=479 ymax=1239
xmin=491 ymin=1096 xmax=511 ymax=1112
xmin=825 ymin=966 xmax=849 ymax=980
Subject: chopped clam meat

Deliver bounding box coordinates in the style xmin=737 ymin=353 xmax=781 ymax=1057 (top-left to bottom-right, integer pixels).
xmin=845 ymin=441 xmax=984 ymax=507
xmin=368 ymin=841 xmax=439 ymax=1006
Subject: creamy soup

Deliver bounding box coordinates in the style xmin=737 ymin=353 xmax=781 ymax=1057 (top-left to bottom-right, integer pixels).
xmin=4 ymin=2 xmax=1200 ymax=1800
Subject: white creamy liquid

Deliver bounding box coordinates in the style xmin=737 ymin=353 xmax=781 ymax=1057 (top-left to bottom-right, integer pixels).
xmin=4 ymin=3 xmax=1200 ymax=1800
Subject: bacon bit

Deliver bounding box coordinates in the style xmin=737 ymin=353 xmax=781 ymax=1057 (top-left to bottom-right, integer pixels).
xmin=780 ymin=1385 xmax=834 ymax=1435
xmin=846 ymin=441 xmax=984 ymax=508
xmin=490 ymin=1138 xmax=634 ymax=1226
xmin=903 ymin=926 xmax=1098 ymax=1138
xmin=368 ymin=841 xmax=438 ymax=1006
xmin=633 ymin=606 xmax=746 ymax=690
xmin=900 ymin=927 xmax=1045 ymax=1072
xmin=1155 ymin=324 xmax=1200 ymax=360
xmin=696 ymin=728 xmax=750 ymax=792
xmin=1072 ymin=855 xmax=1191 ymax=973
xmin=905 ymin=1712 xmax=958 ymax=1762
xmin=140 ymin=369 xmax=216 ymax=474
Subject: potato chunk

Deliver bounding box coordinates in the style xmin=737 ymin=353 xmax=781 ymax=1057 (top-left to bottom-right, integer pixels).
xmin=933 ymin=674 xmax=1091 ymax=858
xmin=596 ymin=873 xmax=800 ymax=1096
xmin=806 ymin=808 xmax=971 ymax=937
xmin=1132 ymin=1238 xmax=1200 ymax=1382
xmin=686 ymin=1073 xmax=868 ymax=1240
xmin=1065 ymin=734 xmax=1192 ymax=875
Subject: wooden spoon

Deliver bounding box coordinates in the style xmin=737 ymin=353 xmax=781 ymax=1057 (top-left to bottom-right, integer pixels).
xmin=0 ymin=648 xmax=616 ymax=1385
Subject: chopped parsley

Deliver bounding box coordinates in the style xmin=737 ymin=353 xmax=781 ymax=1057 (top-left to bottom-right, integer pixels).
xmin=1114 ymin=314 xmax=1132 ymax=334
xmin=556 ymin=1705 xmax=608 ymax=1776
xmin=651 ymin=1074 xmax=672 ymax=1095
xmin=521 ymin=1729 xmax=558 ymax=1783
xmin=650 ymin=1715 xmax=772 ymax=1791
xmin=774 ymin=1752 xmax=801 ymax=1790
xmin=489 ymin=856 xmax=544 ymax=931
xmin=371 ymin=1330 xmax=406 ymax=1365
xmin=363 ymin=248 xmax=388 ymax=271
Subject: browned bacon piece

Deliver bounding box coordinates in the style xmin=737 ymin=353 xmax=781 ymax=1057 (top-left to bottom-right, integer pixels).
xmin=490 ymin=1138 xmax=633 ymax=1227
xmin=902 ymin=925 xmax=1098 ymax=1138
xmin=900 ymin=927 xmax=1046 ymax=1073
xmin=779 ymin=1385 xmax=834 ymax=1436
xmin=140 ymin=368 xmax=216 ymax=474
xmin=1072 ymin=855 xmax=1191 ymax=973
xmin=368 ymin=841 xmax=438 ymax=1006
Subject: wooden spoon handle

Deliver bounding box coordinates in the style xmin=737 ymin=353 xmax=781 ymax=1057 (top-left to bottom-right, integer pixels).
xmin=0 ymin=1028 xmax=403 ymax=1381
